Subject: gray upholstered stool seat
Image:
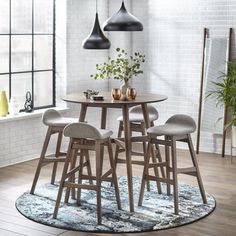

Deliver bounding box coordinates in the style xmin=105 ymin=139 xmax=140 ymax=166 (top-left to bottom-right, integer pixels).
xmin=147 ymin=114 xmax=196 ymax=137
xmin=53 ymin=122 xmax=121 ymax=225
xmin=117 ymin=105 xmax=159 ymax=123
xmin=139 ymin=114 xmax=207 ymax=215
xmin=30 ymin=109 xmax=79 ymax=195
xmin=43 ymin=109 xmax=78 ymax=127
xmin=63 ymin=122 xmax=113 ymax=140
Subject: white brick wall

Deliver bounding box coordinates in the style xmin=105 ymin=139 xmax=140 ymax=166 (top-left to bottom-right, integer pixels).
xmin=66 ymin=0 xmax=109 ymax=127
xmin=1 ymin=0 xmax=236 ymax=167
xmin=0 ymin=0 xmax=68 ymax=167
xmin=132 ymin=0 xmax=235 ymax=154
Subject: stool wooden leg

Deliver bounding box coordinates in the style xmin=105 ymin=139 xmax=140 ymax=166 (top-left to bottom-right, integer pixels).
xmin=107 ymin=139 xmax=121 ymax=210
xmin=30 ymin=127 xmax=52 ymax=194
xmin=187 ymin=134 xmax=207 ymax=204
xmin=151 ymin=144 xmax=162 ymax=194
xmin=64 ymin=148 xmax=77 ymax=203
xmin=155 ymin=143 xmax=166 ymax=178
xmin=71 ymin=149 xmax=78 ymax=200
xmin=53 ymin=140 xmax=73 ymax=219
xmin=165 ymin=136 xmax=171 ymax=196
xmin=77 ymin=149 xmax=85 ymax=206
xmin=85 ymin=149 xmax=93 ymax=184
xmin=114 ymin=122 xmax=123 ymax=169
xmin=171 ymin=138 xmax=179 ymax=215
xmin=95 ymin=141 xmax=102 ymax=224
xmin=100 ymin=145 xmax=104 ymax=177
xmin=141 ymin=122 xmax=151 ymax=192
xmin=231 ymin=145 xmax=233 ymax=164
xmin=141 ymin=122 xmax=147 ymax=155
xmin=138 ymin=142 xmax=151 ymax=206
xmin=51 ymin=131 xmax=63 ymax=185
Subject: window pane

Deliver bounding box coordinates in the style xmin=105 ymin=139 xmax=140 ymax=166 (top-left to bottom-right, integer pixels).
xmin=34 ymin=0 xmax=53 ymax=34
xmin=12 ymin=36 xmax=32 ymax=72
xmin=0 ymin=0 xmax=9 ymax=34
xmin=34 ymin=36 xmax=53 ymax=70
xmin=11 ymin=73 xmax=32 ymax=109
xmin=0 ymin=36 xmax=9 ymax=73
xmin=34 ymin=71 xmax=53 ymax=107
xmin=11 ymin=0 xmax=32 ymax=34
xmin=0 ymin=75 xmax=9 ymax=99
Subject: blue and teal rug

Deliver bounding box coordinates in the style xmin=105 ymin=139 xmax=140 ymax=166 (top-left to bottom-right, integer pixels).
xmin=15 ymin=176 xmax=215 ymax=233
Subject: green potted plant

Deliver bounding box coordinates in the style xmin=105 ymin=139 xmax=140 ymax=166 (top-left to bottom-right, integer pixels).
xmin=207 ymin=61 xmax=236 ymax=147
xmin=90 ymin=48 xmax=145 ymax=100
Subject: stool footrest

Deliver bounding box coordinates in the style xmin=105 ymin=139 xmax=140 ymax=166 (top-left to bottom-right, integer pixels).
xmin=42 ymin=157 xmax=66 ymax=164
xmin=81 ymin=174 xmax=113 ymax=183
xmin=118 ymin=149 xmax=125 ymax=153
xmin=114 ymin=139 xmax=125 ymax=149
xmin=177 ymin=167 xmax=197 ymax=176
xmin=151 ymin=139 xmax=172 ymax=146
xmin=131 ymin=151 xmax=144 ymax=157
xmin=116 ymin=158 xmax=145 ymax=165
xmin=72 ymin=143 xmax=95 ymax=151
xmin=101 ymin=169 xmax=112 ymax=180
xmin=146 ymin=175 xmax=174 ymax=185
xmin=130 ymin=136 xmax=148 ymax=142
xmin=148 ymin=162 xmax=167 ymax=168
xmin=65 ymin=162 xmax=90 ymax=179
xmin=59 ymin=152 xmax=67 ymax=156
xmin=65 ymin=181 xmax=97 ymax=190
xmin=65 ymin=164 xmax=83 ymax=179
xmin=81 ymin=174 xmax=96 ymax=180
xmin=116 ymin=150 xmax=145 ymax=156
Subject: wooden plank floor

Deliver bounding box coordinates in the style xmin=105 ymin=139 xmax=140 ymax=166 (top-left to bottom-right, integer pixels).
xmin=0 ymin=148 xmax=236 ymax=236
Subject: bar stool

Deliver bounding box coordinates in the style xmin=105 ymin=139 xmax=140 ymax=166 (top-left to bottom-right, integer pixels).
xmin=115 ymin=105 xmax=164 ymax=172
xmin=30 ymin=109 xmax=79 ymax=194
xmin=53 ymin=122 xmax=121 ymax=225
xmin=138 ymin=114 xmax=207 ymax=214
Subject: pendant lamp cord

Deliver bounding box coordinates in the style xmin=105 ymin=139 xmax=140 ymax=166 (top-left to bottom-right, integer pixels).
xmin=96 ymin=0 xmax=98 ymax=13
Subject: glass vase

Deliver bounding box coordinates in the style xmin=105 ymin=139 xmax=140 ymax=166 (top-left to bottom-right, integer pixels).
xmin=120 ymin=80 xmax=130 ymax=101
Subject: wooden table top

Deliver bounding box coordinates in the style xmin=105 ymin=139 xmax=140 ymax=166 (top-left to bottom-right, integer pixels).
xmin=63 ymin=92 xmax=168 ymax=107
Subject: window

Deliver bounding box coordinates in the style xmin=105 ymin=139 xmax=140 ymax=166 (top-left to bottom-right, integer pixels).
xmin=0 ymin=0 xmax=55 ymax=110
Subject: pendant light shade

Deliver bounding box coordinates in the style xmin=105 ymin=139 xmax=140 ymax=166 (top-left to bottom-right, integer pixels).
xmin=103 ymin=1 xmax=143 ymax=31
xmin=82 ymin=1 xmax=110 ymax=49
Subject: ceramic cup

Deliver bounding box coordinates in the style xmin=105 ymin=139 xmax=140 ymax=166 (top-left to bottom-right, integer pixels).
xmin=111 ymin=88 xmax=121 ymax=100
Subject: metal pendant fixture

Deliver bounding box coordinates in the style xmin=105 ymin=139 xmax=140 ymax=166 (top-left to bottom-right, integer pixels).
xmin=82 ymin=0 xmax=110 ymax=49
xmin=103 ymin=0 xmax=143 ymax=31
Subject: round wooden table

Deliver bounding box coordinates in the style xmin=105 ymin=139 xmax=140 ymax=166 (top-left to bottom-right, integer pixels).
xmin=63 ymin=92 xmax=168 ymax=212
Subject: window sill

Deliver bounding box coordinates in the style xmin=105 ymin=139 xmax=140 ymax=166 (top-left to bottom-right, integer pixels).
xmin=0 ymin=107 xmax=69 ymax=124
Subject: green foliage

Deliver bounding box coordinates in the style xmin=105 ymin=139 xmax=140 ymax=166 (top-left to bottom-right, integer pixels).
xmin=90 ymin=48 xmax=145 ymax=82
xmin=207 ymin=61 xmax=236 ymax=127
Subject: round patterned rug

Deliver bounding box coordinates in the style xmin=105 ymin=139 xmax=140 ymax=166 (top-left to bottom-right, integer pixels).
xmin=15 ymin=176 xmax=215 ymax=233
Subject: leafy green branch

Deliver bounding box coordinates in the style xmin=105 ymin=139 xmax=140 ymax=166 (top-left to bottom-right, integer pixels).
xmin=207 ymin=61 xmax=236 ymax=127
xmin=90 ymin=48 xmax=145 ymax=82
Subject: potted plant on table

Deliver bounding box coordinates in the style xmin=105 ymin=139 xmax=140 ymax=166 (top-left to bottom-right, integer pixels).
xmin=90 ymin=48 xmax=145 ymax=100
xmin=207 ymin=61 xmax=236 ymax=148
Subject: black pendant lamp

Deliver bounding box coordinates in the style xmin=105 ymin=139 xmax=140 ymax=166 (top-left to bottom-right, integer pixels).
xmin=103 ymin=0 xmax=143 ymax=31
xmin=82 ymin=0 xmax=110 ymax=49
